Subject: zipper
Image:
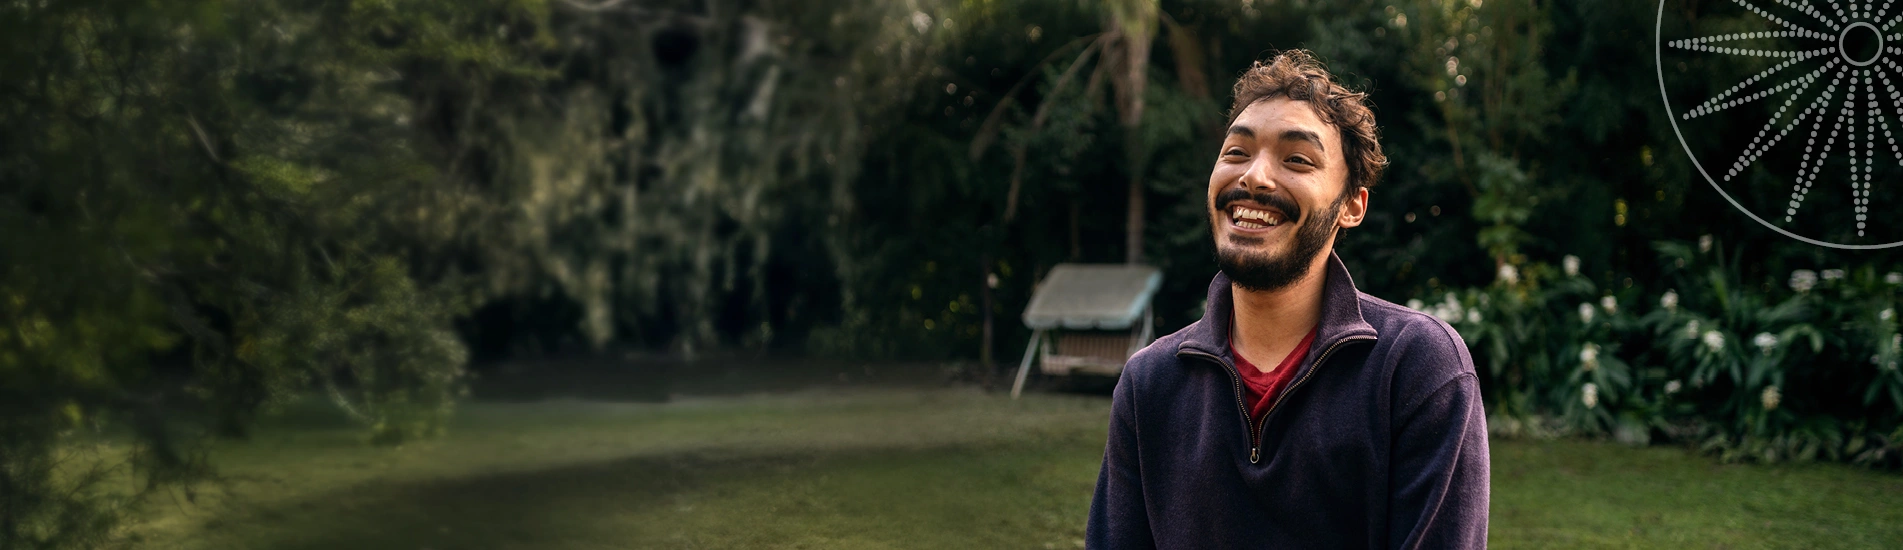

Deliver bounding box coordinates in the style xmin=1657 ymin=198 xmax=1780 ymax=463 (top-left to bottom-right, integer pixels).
xmin=1183 ymin=335 xmax=1374 ymax=464
xmin=1179 ymin=349 xmax=1255 ymax=462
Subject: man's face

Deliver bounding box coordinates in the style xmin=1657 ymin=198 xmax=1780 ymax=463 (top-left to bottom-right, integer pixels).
xmin=1207 ymin=97 xmax=1368 ymax=292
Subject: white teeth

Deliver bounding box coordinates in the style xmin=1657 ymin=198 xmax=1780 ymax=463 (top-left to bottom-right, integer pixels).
xmin=1231 ymin=206 xmax=1282 ymax=227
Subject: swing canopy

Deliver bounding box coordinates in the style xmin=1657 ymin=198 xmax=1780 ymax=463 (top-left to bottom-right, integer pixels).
xmin=1020 ymin=264 xmax=1164 ymax=331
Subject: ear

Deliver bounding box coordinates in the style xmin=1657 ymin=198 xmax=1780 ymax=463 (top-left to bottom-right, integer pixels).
xmin=1337 ymin=187 xmax=1369 ymax=229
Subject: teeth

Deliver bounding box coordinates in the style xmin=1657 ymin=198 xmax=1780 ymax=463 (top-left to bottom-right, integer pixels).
xmin=1231 ymin=206 xmax=1282 ymax=227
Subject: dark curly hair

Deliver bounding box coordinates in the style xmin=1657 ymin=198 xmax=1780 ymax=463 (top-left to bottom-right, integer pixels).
xmin=1227 ymin=50 xmax=1388 ymax=194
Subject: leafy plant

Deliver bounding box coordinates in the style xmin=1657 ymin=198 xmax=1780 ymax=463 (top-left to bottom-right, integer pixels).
xmin=1425 ymin=237 xmax=1903 ymax=468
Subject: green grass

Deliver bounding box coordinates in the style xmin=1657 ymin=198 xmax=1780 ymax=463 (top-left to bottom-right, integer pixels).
xmin=124 ymin=388 xmax=1903 ymax=549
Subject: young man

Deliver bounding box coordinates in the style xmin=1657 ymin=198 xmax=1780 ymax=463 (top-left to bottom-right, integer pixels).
xmin=1086 ymin=50 xmax=1490 ymax=549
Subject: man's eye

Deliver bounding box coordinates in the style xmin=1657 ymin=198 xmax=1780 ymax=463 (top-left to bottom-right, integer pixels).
xmin=1286 ymin=156 xmax=1314 ymax=166
xmin=1224 ymin=149 xmax=1247 ymax=157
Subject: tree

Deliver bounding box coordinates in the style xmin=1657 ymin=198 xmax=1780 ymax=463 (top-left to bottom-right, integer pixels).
xmin=0 ymin=0 xmax=541 ymax=544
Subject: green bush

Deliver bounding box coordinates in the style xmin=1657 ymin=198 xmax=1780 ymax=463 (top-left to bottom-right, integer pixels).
xmin=1429 ymin=239 xmax=1903 ymax=467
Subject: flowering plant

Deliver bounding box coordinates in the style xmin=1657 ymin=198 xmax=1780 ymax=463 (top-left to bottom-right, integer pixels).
xmin=1646 ymin=241 xmax=1820 ymax=450
xmin=1417 ymin=237 xmax=1903 ymax=467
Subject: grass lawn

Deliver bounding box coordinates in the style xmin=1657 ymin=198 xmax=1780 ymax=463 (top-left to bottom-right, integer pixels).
xmin=125 ymin=387 xmax=1903 ymax=549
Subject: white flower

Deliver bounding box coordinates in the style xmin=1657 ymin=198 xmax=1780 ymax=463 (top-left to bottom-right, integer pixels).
xmin=1684 ymin=320 xmax=1701 ymax=339
xmin=1822 ymin=269 xmax=1845 ymax=281
xmin=1887 ymin=272 xmax=1902 ymax=285
xmin=1660 ymin=290 xmax=1679 ymax=312
xmin=1497 ymin=264 xmax=1520 ymax=285
xmin=1407 ymin=298 xmax=1424 ymax=310
xmin=1698 ymin=235 xmax=1713 ymax=253
xmin=1466 ymin=309 xmax=1482 ymax=324
xmin=1664 ymin=380 xmax=1682 ymax=395
xmin=1582 ymin=382 xmax=1599 ymax=409
xmin=1429 ymin=293 xmax=1464 ymax=323
xmin=1760 ymin=385 xmax=1781 ymax=410
xmin=1789 ymin=270 xmax=1817 ymax=293
xmin=1562 ymin=255 xmax=1581 ymax=277
xmin=1579 ymin=343 xmax=1600 ymax=370
xmin=1578 ymin=303 xmax=1595 ymax=324
xmin=1599 ymin=295 xmax=1618 ymax=315
xmin=1753 ymin=332 xmax=1777 ymax=355
xmin=1702 ymin=330 xmax=1725 ymax=352
xmin=1882 ymin=308 xmax=1894 ymax=322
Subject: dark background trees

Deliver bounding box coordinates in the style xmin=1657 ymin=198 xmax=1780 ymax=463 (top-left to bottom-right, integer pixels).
xmin=6 ymin=0 xmax=1903 ymax=546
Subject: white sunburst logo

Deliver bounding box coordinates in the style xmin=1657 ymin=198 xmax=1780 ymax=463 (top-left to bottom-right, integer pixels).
xmin=1658 ymin=0 xmax=1903 ymax=249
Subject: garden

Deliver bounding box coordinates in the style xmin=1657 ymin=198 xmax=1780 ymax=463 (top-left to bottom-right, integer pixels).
xmin=5 ymin=0 xmax=1903 ymax=547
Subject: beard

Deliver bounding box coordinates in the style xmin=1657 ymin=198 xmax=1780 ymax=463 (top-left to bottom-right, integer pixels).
xmin=1211 ymin=187 xmax=1348 ymax=293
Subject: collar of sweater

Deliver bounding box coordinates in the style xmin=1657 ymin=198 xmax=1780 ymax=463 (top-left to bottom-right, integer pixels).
xmin=1177 ymin=250 xmax=1379 ymax=368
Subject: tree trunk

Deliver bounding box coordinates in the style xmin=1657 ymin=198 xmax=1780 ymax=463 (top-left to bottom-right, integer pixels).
xmin=1108 ymin=5 xmax=1153 ymax=265
xmin=979 ymin=254 xmax=995 ymax=386
xmin=1069 ymin=200 xmax=1082 ymax=260
xmin=1125 ymin=135 xmax=1146 ymax=264
xmin=1 ymin=449 xmax=15 ymax=547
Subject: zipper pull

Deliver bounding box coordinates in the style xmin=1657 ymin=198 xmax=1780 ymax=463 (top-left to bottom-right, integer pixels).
xmin=1249 ymin=447 xmax=1260 ymax=464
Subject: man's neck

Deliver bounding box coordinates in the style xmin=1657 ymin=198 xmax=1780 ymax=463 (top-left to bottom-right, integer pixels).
xmin=1230 ymin=253 xmax=1330 ymax=373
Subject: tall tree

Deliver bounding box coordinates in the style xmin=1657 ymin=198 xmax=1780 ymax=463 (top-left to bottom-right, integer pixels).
xmin=0 ymin=0 xmax=541 ymax=544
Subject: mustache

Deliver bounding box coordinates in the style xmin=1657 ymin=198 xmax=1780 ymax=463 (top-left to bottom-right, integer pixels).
xmin=1212 ymin=188 xmax=1302 ymax=223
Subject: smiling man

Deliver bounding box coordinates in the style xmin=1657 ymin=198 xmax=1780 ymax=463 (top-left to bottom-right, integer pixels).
xmin=1086 ymin=50 xmax=1490 ymax=549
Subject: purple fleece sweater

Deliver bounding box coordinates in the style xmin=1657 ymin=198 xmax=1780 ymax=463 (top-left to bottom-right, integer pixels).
xmin=1087 ymin=253 xmax=1489 ymax=549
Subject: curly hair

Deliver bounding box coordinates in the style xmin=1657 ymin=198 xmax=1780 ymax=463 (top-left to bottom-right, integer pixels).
xmin=1227 ymin=50 xmax=1388 ymax=194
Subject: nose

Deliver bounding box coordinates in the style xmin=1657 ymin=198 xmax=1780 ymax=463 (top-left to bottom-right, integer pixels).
xmin=1239 ymin=157 xmax=1276 ymax=193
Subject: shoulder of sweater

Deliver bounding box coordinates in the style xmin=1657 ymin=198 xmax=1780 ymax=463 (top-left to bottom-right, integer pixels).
xmin=1357 ymin=291 xmax=1476 ymax=379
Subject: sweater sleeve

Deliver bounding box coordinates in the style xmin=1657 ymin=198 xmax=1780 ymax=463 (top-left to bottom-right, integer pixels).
xmin=1387 ymin=372 xmax=1490 ymax=549
xmin=1086 ymin=372 xmax=1155 ymax=550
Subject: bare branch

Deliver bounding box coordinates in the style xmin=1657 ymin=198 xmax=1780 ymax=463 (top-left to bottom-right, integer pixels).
xmin=968 ymin=34 xmax=1103 ymax=161
xmin=555 ymin=0 xmax=628 ymax=12
xmin=553 ymin=0 xmax=710 ymax=27
xmin=1002 ymin=34 xmax=1115 ymax=223
xmin=184 ymin=112 xmax=221 ymax=163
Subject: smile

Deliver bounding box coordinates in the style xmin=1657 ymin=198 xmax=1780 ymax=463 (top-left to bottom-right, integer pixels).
xmin=1229 ymin=205 xmax=1285 ymax=230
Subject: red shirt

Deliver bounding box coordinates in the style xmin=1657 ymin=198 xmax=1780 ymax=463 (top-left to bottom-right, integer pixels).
xmin=1232 ymin=327 xmax=1317 ymax=425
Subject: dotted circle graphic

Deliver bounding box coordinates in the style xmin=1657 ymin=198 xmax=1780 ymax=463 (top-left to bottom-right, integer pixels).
xmin=1657 ymin=0 xmax=1903 ymax=249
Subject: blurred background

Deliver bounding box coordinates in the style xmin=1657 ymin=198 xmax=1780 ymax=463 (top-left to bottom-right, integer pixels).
xmin=5 ymin=0 xmax=1903 ymax=548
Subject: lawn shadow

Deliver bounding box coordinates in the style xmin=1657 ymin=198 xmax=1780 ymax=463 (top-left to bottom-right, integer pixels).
xmin=180 ymin=450 xmax=833 ymax=549
xmin=173 ymin=437 xmax=1096 ymax=550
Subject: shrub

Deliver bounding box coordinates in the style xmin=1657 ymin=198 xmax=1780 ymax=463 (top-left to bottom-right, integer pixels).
xmin=1426 ymin=239 xmax=1903 ymax=468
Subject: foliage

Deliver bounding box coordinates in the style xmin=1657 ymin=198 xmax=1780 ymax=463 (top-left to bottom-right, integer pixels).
xmin=1432 ymin=240 xmax=1903 ymax=468
xmin=450 ymin=0 xmax=966 ymax=356
xmin=1336 ymin=0 xmax=1903 ymax=468
xmin=14 ymin=0 xmax=1903 ymax=545
xmin=0 ymin=0 xmax=541 ymax=545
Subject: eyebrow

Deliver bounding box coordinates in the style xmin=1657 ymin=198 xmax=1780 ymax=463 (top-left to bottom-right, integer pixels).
xmin=1224 ymin=126 xmax=1327 ymax=153
xmin=1278 ymin=129 xmax=1326 ymax=153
